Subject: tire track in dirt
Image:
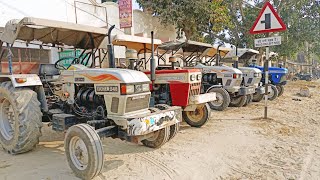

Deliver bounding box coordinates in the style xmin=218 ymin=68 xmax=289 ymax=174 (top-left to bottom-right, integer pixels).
xmin=135 ymin=153 xmax=177 ymax=179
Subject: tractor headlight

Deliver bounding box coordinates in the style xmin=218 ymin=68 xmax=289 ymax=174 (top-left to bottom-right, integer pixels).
xmin=196 ymin=74 xmax=202 ymax=80
xmin=121 ymin=84 xmax=135 ymax=95
xmin=254 ymin=73 xmax=260 ymax=77
xmin=190 ymin=74 xmax=196 ymax=81
xmin=142 ymin=84 xmax=150 ymax=92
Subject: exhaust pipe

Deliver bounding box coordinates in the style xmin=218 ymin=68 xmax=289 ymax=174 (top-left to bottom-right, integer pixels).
xmin=216 ymin=43 xmax=223 ymax=66
xmin=234 ymin=45 xmax=239 ymax=68
xmin=108 ymin=25 xmax=116 ymax=68
xmin=150 ymin=31 xmax=156 ymax=82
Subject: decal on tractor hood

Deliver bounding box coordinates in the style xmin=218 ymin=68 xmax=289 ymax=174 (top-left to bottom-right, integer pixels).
xmin=96 ymin=86 xmax=118 ymax=92
xmin=81 ymin=74 xmax=120 ymax=82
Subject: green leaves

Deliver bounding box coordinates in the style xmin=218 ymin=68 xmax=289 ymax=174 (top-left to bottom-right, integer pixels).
xmin=136 ymin=0 xmax=232 ymax=41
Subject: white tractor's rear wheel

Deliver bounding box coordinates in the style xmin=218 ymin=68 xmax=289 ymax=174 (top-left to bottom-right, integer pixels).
xmin=276 ymin=85 xmax=284 ymax=97
xmin=268 ymin=85 xmax=279 ymax=101
xmin=207 ymin=88 xmax=230 ymax=111
xmin=141 ymin=126 xmax=170 ymax=148
xmin=182 ymin=103 xmax=210 ymax=127
xmin=229 ymin=95 xmax=247 ymax=107
xmin=0 ymin=82 xmax=42 ymax=154
xmin=252 ymin=92 xmax=264 ymax=102
xmin=65 ymin=124 xmax=104 ymax=180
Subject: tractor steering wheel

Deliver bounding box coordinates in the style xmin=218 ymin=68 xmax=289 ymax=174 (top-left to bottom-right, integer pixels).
xmin=55 ymin=57 xmax=80 ymax=70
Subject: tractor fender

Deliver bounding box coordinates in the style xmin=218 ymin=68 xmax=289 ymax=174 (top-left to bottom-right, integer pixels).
xmin=0 ymin=74 xmax=48 ymax=112
xmin=206 ymin=85 xmax=223 ymax=93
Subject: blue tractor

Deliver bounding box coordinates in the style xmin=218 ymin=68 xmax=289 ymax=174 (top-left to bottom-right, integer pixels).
xmin=249 ymin=65 xmax=288 ymax=98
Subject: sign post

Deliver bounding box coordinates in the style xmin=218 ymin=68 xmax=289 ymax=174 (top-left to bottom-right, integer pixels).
xmin=249 ymin=1 xmax=287 ymax=119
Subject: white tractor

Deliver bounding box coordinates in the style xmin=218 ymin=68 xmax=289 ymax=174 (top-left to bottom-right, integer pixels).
xmin=0 ymin=17 xmax=181 ymax=179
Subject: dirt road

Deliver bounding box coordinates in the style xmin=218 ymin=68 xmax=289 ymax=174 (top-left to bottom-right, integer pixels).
xmin=0 ymin=81 xmax=319 ymax=180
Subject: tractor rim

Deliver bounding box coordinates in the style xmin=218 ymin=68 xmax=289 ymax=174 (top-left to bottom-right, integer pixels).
xmin=232 ymin=96 xmax=241 ymax=104
xmin=0 ymin=98 xmax=15 ymax=141
xmin=186 ymin=105 xmax=204 ymax=122
xmin=146 ymin=130 xmax=160 ymax=141
xmin=268 ymin=88 xmax=275 ymax=98
xmin=69 ymin=136 xmax=89 ymax=170
xmin=211 ymin=93 xmax=224 ymax=106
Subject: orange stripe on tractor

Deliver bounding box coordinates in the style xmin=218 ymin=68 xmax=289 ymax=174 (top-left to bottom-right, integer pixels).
xmin=82 ymin=74 xmax=120 ymax=81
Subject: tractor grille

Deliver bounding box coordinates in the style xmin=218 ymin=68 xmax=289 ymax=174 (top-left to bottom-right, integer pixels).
xmin=225 ymin=79 xmax=232 ymax=86
xmin=189 ymin=83 xmax=201 ymax=96
xmin=111 ymin=97 xmax=119 ymax=113
xmin=247 ymin=78 xmax=253 ymax=85
xmin=126 ymin=94 xmax=150 ymax=113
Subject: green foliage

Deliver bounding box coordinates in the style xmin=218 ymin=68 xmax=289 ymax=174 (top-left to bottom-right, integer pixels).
xmin=136 ymin=0 xmax=232 ymax=41
xmin=220 ymin=0 xmax=319 ymax=59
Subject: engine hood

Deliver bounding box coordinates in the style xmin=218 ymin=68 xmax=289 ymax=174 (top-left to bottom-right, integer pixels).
xmin=195 ymin=64 xmax=242 ymax=74
xmin=66 ymin=64 xmax=150 ymax=83
xmin=249 ymin=65 xmax=288 ymax=74
xmin=238 ymin=67 xmax=262 ymax=74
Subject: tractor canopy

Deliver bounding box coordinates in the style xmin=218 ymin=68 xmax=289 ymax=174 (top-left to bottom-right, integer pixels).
xmin=0 ymin=17 xmax=108 ymax=49
xmin=112 ymin=34 xmax=162 ymax=54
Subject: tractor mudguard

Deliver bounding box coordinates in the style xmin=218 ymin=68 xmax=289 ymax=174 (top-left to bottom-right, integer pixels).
xmin=206 ymin=85 xmax=223 ymax=93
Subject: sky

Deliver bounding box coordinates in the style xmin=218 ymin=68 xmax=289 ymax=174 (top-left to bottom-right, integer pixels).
xmin=0 ymin=0 xmax=141 ymax=27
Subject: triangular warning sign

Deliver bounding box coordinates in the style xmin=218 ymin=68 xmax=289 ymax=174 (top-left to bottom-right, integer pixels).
xmin=249 ymin=2 xmax=286 ymax=34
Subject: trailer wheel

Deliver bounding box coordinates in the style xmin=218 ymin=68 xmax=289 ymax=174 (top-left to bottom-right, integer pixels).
xmin=141 ymin=126 xmax=170 ymax=148
xmin=229 ymin=95 xmax=247 ymax=107
xmin=268 ymin=85 xmax=279 ymax=101
xmin=252 ymin=92 xmax=264 ymax=102
xmin=207 ymin=88 xmax=230 ymax=111
xmin=276 ymin=85 xmax=284 ymax=97
xmin=243 ymin=94 xmax=253 ymax=107
xmin=182 ymin=103 xmax=210 ymax=127
xmin=0 ymin=82 xmax=42 ymax=154
xmin=65 ymin=124 xmax=104 ymax=180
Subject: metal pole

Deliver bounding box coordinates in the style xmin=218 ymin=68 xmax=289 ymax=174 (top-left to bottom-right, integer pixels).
xmin=107 ymin=25 xmax=115 ymax=68
xmin=150 ymin=31 xmax=155 ymax=82
xmin=264 ymin=46 xmax=269 ymax=119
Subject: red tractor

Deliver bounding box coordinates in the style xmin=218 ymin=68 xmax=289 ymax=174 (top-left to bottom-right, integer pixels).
xmin=113 ymin=33 xmax=216 ymax=127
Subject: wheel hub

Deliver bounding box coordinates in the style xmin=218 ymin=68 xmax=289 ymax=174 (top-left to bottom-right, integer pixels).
xmin=69 ymin=136 xmax=89 ymax=170
xmin=186 ymin=105 xmax=204 ymax=122
xmin=0 ymin=98 xmax=15 ymax=141
xmin=268 ymin=89 xmax=275 ymax=98
xmin=211 ymin=93 xmax=224 ymax=106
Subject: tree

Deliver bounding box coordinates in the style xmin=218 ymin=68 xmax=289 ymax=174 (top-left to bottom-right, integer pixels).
xmin=136 ymin=0 xmax=232 ymax=41
xmin=219 ymin=0 xmax=320 ymax=63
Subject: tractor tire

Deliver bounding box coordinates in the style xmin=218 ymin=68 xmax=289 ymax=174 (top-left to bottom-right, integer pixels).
xmin=0 ymin=81 xmax=42 ymax=154
xmin=252 ymin=92 xmax=264 ymax=102
xmin=182 ymin=103 xmax=210 ymax=128
xmin=229 ymin=95 xmax=247 ymax=107
xmin=65 ymin=124 xmax=104 ymax=180
xmin=168 ymin=123 xmax=180 ymax=141
xmin=207 ymin=88 xmax=230 ymax=111
xmin=154 ymin=104 xmax=180 ymax=141
xmin=141 ymin=126 xmax=170 ymax=148
xmin=276 ymin=85 xmax=284 ymax=97
xmin=243 ymin=94 xmax=253 ymax=107
xmin=268 ymin=85 xmax=279 ymax=101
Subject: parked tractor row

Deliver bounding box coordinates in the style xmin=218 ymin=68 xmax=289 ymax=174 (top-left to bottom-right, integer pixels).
xmin=0 ymin=18 xmax=288 ymax=180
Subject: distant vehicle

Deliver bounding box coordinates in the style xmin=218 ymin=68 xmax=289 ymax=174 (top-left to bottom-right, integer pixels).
xmin=292 ymin=73 xmax=312 ymax=81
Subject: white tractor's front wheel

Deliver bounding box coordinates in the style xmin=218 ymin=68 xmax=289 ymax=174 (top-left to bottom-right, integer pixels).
xmin=141 ymin=126 xmax=170 ymax=148
xmin=65 ymin=124 xmax=104 ymax=180
xmin=0 ymin=82 xmax=42 ymax=154
xmin=268 ymin=85 xmax=279 ymax=101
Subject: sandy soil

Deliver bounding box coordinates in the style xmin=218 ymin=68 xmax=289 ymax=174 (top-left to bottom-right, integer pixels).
xmin=0 ymin=80 xmax=319 ymax=180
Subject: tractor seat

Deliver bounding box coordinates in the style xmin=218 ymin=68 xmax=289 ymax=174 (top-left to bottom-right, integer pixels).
xmin=39 ymin=64 xmax=60 ymax=82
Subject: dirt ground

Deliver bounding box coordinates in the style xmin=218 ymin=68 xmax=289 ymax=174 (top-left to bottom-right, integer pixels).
xmin=0 ymin=80 xmax=319 ymax=180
